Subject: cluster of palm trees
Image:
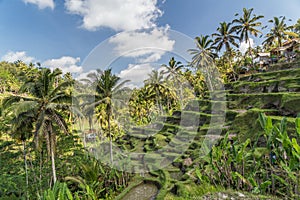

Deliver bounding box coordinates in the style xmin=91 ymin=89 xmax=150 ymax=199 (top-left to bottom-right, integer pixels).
xmin=2 ymin=68 xmax=73 ymax=185
xmin=78 ymin=68 xmax=129 ymax=164
xmin=1 ymin=7 xmax=299 ymax=192
xmin=190 ymin=8 xmax=299 ymax=77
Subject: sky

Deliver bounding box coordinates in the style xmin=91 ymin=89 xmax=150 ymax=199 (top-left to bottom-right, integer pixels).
xmin=0 ymin=0 xmax=299 ymax=86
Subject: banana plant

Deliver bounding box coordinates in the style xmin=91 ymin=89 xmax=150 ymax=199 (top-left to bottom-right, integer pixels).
xmin=42 ymin=182 xmax=75 ymax=200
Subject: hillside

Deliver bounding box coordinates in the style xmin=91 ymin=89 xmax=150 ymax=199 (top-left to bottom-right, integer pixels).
xmin=113 ymin=62 xmax=300 ymax=199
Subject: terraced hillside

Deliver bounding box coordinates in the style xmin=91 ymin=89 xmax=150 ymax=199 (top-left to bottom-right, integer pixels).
xmin=115 ymin=63 xmax=300 ymax=199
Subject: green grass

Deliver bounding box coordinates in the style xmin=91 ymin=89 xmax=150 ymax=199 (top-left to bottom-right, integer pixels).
xmin=239 ymin=67 xmax=300 ymax=81
xmin=164 ymin=182 xmax=281 ymax=200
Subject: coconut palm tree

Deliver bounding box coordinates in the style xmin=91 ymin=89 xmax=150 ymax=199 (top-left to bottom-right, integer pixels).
xmin=232 ymin=8 xmax=264 ymax=44
xmin=212 ymin=22 xmax=240 ymax=53
xmin=161 ymin=57 xmax=184 ymax=81
xmin=232 ymin=8 xmax=264 ymax=66
xmin=161 ymin=57 xmax=185 ymax=107
xmin=263 ymin=16 xmax=294 ymax=48
xmin=3 ymin=106 xmax=35 ymax=197
xmin=144 ymin=70 xmax=169 ymax=111
xmin=295 ymin=19 xmax=300 ymax=35
xmin=88 ymin=68 xmax=129 ymax=164
xmin=3 ymin=68 xmax=73 ymax=184
xmin=80 ymin=69 xmax=103 ymax=131
xmin=212 ymin=22 xmax=240 ymax=79
xmin=188 ymin=35 xmax=217 ymax=90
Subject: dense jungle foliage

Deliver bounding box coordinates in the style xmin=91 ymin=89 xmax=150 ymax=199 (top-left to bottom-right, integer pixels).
xmin=1 ymin=8 xmax=300 ymax=200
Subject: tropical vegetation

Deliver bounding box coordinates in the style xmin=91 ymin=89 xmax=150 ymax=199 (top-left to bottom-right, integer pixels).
xmin=1 ymin=8 xmax=300 ymax=200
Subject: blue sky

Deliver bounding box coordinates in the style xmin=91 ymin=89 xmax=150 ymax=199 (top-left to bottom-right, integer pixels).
xmin=0 ymin=0 xmax=299 ymax=85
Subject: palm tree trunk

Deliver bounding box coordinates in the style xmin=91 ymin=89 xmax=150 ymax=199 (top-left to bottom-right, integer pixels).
xmin=204 ymin=64 xmax=214 ymax=91
xmin=39 ymin=150 xmax=43 ymax=193
xmin=108 ymin=108 xmax=113 ymax=165
xmin=228 ymin=50 xmax=237 ymax=81
xmin=80 ymin=118 xmax=87 ymax=148
xmin=179 ymin=84 xmax=184 ymax=109
xmin=50 ymin=137 xmax=57 ymax=184
xmin=247 ymin=39 xmax=255 ymax=69
xmin=51 ymin=144 xmax=57 ymax=184
xmin=48 ymin=125 xmax=57 ymax=184
xmin=155 ymin=88 xmax=163 ymax=114
xmin=23 ymin=140 xmax=29 ymax=200
xmin=198 ymin=58 xmax=214 ymax=91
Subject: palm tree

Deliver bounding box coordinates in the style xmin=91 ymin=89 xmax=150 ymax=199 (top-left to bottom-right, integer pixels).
xmin=80 ymin=69 xmax=103 ymax=131
xmin=263 ymin=16 xmax=294 ymax=48
xmin=129 ymin=88 xmax=156 ymax=124
xmin=144 ymin=70 xmax=168 ymax=112
xmin=212 ymin=22 xmax=240 ymax=79
xmin=161 ymin=57 xmax=184 ymax=107
xmin=3 ymin=106 xmax=35 ymax=197
xmin=232 ymin=8 xmax=264 ymax=66
xmin=161 ymin=57 xmax=184 ymax=81
xmin=188 ymin=35 xmax=217 ymax=90
xmin=89 ymin=68 xmax=129 ymax=164
xmin=3 ymin=68 xmax=73 ymax=184
xmin=295 ymin=19 xmax=300 ymax=35
xmin=212 ymin=22 xmax=240 ymax=53
xmin=81 ymin=69 xmax=103 ymax=87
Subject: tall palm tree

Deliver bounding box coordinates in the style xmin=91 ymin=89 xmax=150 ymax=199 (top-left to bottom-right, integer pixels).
xmin=3 ymin=106 xmax=34 ymax=197
xmin=212 ymin=22 xmax=240 ymax=79
xmin=295 ymin=19 xmax=300 ymax=35
xmin=80 ymin=69 xmax=103 ymax=131
xmin=212 ymin=22 xmax=240 ymax=53
xmin=232 ymin=8 xmax=264 ymax=66
xmin=81 ymin=69 xmax=103 ymax=87
xmin=161 ymin=57 xmax=184 ymax=107
xmin=3 ymin=68 xmax=73 ymax=184
xmin=88 ymin=68 xmax=129 ymax=164
xmin=161 ymin=57 xmax=184 ymax=81
xmin=263 ymin=16 xmax=294 ymax=48
xmin=188 ymin=35 xmax=217 ymax=90
xmin=144 ymin=70 xmax=168 ymax=111
xmin=232 ymin=8 xmax=264 ymax=43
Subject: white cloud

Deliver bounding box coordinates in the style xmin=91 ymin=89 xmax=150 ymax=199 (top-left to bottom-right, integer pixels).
xmin=64 ymin=0 xmax=162 ymax=31
xmin=22 ymin=0 xmax=55 ymax=10
xmin=43 ymin=56 xmax=83 ymax=74
xmin=109 ymin=27 xmax=175 ymax=63
xmin=239 ymin=38 xmax=255 ymax=55
xmin=1 ymin=51 xmax=36 ymax=63
xmin=118 ymin=63 xmax=154 ymax=88
xmin=1 ymin=52 xmax=82 ymax=74
xmin=75 ymin=69 xmax=96 ymax=81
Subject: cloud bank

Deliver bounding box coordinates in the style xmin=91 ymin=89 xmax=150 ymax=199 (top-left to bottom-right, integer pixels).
xmin=109 ymin=26 xmax=175 ymax=63
xmin=64 ymin=0 xmax=162 ymax=31
xmin=43 ymin=56 xmax=83 ymax=74
xmin=22 ymin=0 xmax=55 ymax=10
xmin=1 ymin=51 xmax=35 ymax=63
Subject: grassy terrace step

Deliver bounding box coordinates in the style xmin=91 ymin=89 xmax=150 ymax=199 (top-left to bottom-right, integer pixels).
xmin=230 ymin=76 xmax=300 ymax=88
xmin=128 ymin=110 xmax=238 ymax=139
xmin=197 ymin=127 xmax=229 ymax=136
xmin=226 ymin=92 xmax=300 ymax=115
xmin=203 ymin=91 xmax=229 ymax=100
xmin=185 ymin=99 xmax=228 ymax=112
xmin=238 ymin=67 xmax=300 ymax=82
xmin=267 ymin=61 xmax=300 ymax=71
xmin=269 ymin=115 xmax=297 ymax=124
xmin=180 ymin=111 xmax=226 ymax=127
xmin=229 ymin=108 xmax=297 ymax=141
xmin=127 ymin=127 xmax=158 ymax=139
xmin=197 ymin=134 xmax=237 ymax=140
xmin=157 ymin=114 xmax=181 ymax=124
xmin=228 ymin=77 xmax=300 ymax=93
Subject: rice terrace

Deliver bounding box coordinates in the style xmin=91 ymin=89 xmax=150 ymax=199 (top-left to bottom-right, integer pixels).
xmin=0 ymin=0 xmax=300 ymax=199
